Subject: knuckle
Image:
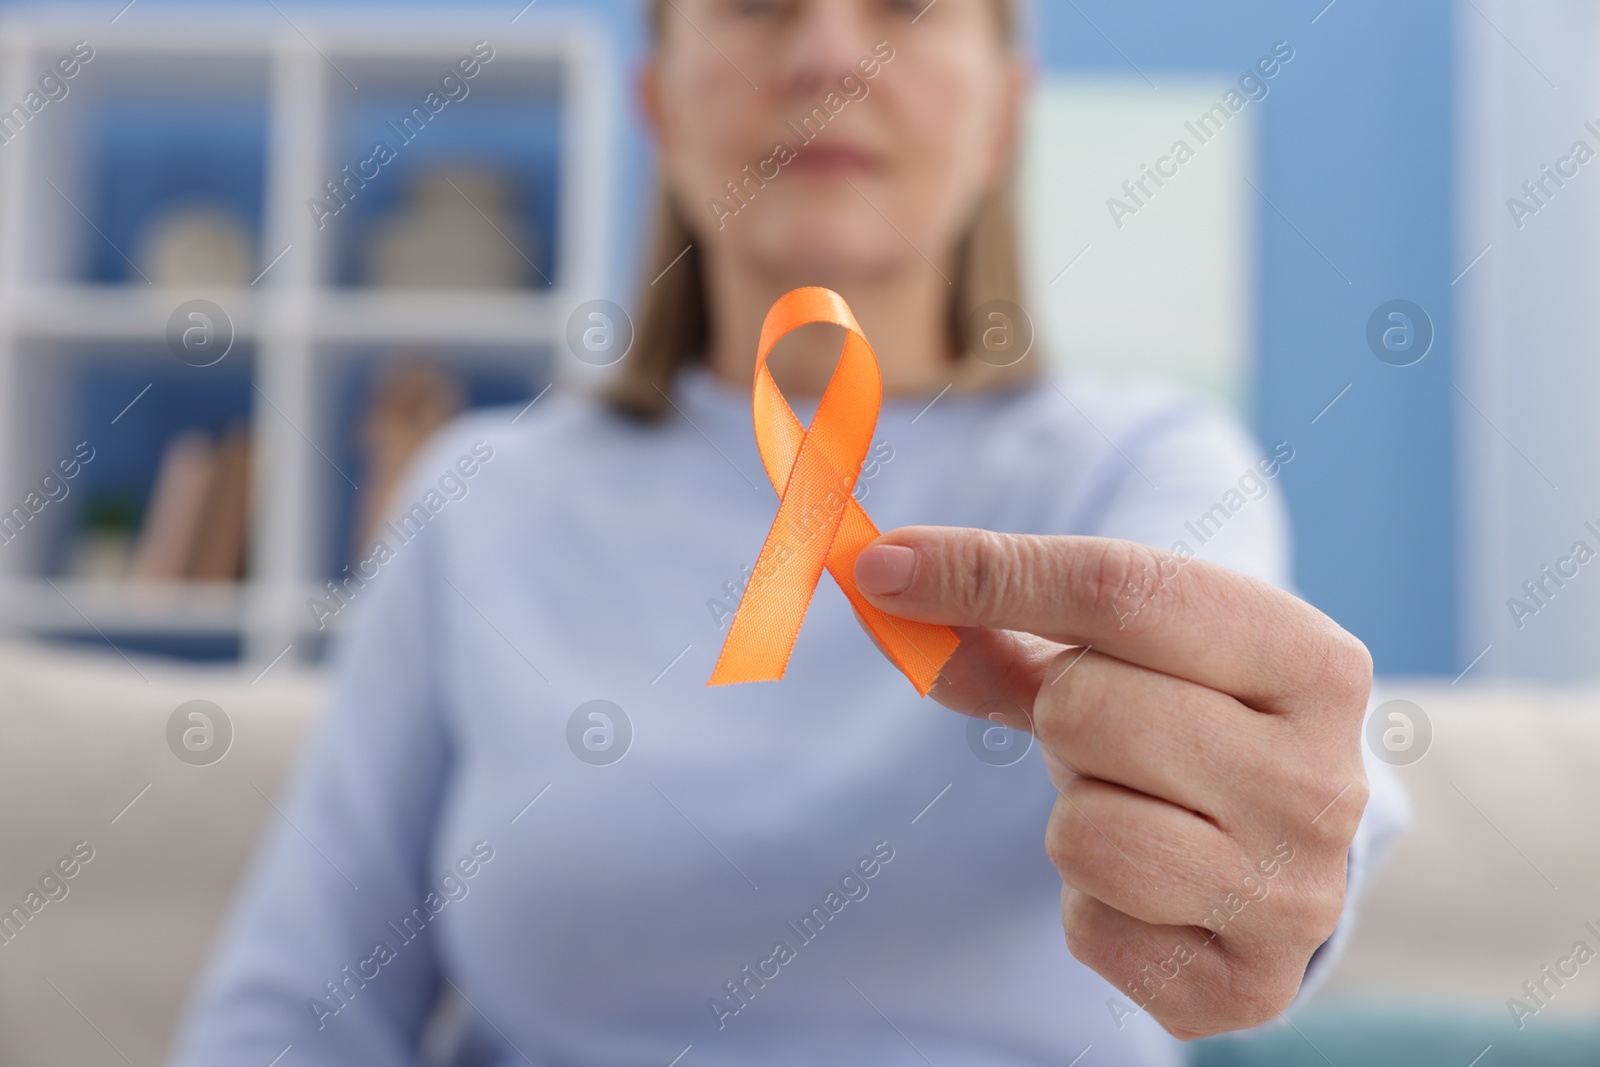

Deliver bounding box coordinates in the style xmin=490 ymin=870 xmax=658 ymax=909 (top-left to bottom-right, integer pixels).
xmin=1084 ymin=539 xmax=1140 ymax=618
xmin=1312 ymin=626 xmax=1375 ymax=709
xmin=1277 ymin=877 xmax=1345 ymax=947
xmin=1299 ymin=763 xmax=1369 ymax=844
xmin=1043 ymin=806 xmax=1075 ymax=873
xmin=1345 ymin=633 xmax=1376 ymax=691
xmin=1079 ymin=538 xmax=1173 ymax=633
xmin=1225 ymin=963 xmax=1299 ymax=1030
xmin=1305 ymin=889 xmax=1346 ymax=945
xmin=1257 ymin=859 xmax=1348 ymax=950
xmin=1346 ymin=773 xmax=1372 ymax=818
xmin=1151 ymin=952 xmax=1300 ymax=1040
xmin=1044 ymin=797 xmax=1092 ymax=875
xmin=1332 ymin=772 xmax=1372 ymax=831
xmin=959 ymin=529 xmax=1021 ymax=623
xmin=1035 ymin=655 xmax=1099 ymax=756
xmin=1059 ymin=891 xmax=1099 ymax=959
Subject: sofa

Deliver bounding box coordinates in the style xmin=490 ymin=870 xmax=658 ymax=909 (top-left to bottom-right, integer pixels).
xmin=1 ymin=638 xmax=1598 ymax=1065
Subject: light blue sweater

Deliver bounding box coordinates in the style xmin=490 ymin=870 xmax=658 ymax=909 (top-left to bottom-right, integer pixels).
xmin=170 ymin=364 xmax=1409 ymax=1066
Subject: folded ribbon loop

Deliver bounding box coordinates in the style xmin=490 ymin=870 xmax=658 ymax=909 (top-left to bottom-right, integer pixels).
xmin=708 ymin=286 xmax=960 ymax=695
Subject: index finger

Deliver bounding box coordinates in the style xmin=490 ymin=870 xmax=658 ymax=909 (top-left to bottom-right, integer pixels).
xmin=852 ymin=526 xmax=1370 ymax=714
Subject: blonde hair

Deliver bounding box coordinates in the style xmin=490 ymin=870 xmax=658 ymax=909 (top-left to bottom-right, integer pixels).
xmin=608 ymin=0 xmax=1034 ymax=419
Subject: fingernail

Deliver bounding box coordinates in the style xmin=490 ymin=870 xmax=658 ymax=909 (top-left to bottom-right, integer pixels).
xmin=855 ymin=544 xmax=916 ymax=596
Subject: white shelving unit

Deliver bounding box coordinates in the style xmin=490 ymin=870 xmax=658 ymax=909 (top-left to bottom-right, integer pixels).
xmin=0 ymin=5 xmax=616 ymax=665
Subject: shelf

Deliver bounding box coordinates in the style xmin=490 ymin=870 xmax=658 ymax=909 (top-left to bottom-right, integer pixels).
xmin=0 ymin=8 xmax=601 ymax=61
xmin=311 ymin=290 xmax=562 ymax=346
xmin=4 ymin=285 xmax=565 ymax=346
xmin=0 ymin=5 xmax=615 ymax=660
xmin=6 ymin=286 xmax=263 ymax=342
xmin=3 ymin=578 xmax=252 ymax=634
xmin=0 ymin=578 xmax=360 ymax=638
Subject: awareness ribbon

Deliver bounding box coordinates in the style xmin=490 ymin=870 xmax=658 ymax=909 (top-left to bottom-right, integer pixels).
xmin=708 ymin=287 xmax=960 ymax=695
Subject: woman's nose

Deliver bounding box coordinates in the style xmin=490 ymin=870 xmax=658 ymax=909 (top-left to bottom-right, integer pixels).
xmin=774 ymin=0 xmax=877 ymax=96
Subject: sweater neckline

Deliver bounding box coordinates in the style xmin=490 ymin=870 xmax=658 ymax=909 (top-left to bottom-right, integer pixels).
xmin=673 ymin=361 xmax=999 ymax=436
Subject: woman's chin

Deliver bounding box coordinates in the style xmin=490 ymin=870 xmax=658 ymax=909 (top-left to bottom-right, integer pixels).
xmin=735 ymin=216 xmax=919 ymax=281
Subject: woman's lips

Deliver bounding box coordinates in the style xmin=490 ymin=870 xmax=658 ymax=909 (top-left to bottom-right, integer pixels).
xmin=787 ymin=144 xmax=881 ymax=177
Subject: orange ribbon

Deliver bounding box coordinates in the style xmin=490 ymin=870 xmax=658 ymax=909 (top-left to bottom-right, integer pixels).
xmin=708 ymin=287 xmax=960 ymax=695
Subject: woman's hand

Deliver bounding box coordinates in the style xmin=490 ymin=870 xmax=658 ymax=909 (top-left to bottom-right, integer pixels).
xmin=853 ymin=527 xmax=1373 ymax=1040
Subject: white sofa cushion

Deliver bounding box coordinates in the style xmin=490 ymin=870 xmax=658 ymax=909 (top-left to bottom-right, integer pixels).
xmin=1323 ymin=680 xmax=1600 ymax=1018
xmin=0 ymin=639 xmax=323 ymax=1066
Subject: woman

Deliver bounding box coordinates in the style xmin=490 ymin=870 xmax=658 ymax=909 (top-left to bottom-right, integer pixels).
xmin=172 ymin=0 xmax=1407 ymax=1064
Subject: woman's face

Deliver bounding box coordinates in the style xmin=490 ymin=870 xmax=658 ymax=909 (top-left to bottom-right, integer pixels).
xmin=643 ymin=0 xmax=1024 ymax=281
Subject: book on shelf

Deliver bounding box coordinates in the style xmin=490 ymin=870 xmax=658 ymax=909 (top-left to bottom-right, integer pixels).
xmin=128 ymin=430 xmax=216 ymax=581
xmin=79 ymin=356 xmax=466 ymax=585
xmin=188 ymin=423 xmax=252 ymax=581
xmin=126 ymin=422 xmax=251 ymax=583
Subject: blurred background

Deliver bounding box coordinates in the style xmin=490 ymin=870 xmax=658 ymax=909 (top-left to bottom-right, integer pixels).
xmin=1 ymin=1 xmax=1598 ymax=1065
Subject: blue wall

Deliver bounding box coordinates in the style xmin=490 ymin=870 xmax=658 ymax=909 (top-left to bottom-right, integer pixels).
xmin=15 ymin=0 xmax=1459 ymax=675
xmin=1032 ymin=2 xmax=1459 ymax=674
